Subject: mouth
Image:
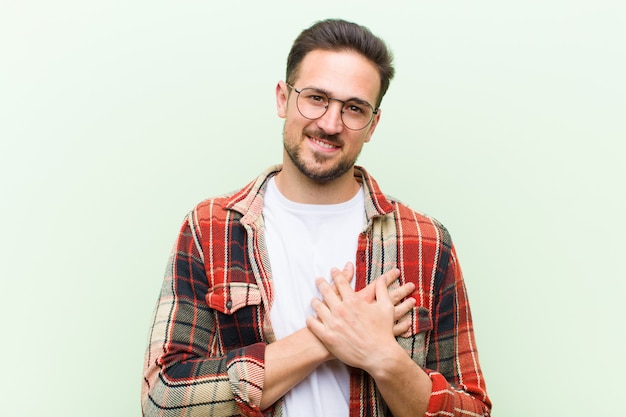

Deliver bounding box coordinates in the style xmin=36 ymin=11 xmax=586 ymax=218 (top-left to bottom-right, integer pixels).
xmin=304 ymin=129 xmax=342 ymax=152
xmin=309 ymin=136 xmax=341 ymax=150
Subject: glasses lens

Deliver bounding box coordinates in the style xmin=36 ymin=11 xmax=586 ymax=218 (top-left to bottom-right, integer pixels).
xmin=341 ymin=100 xmax=374 ymax=130
xmin=296 ymin=89 xmax=329 ymax=120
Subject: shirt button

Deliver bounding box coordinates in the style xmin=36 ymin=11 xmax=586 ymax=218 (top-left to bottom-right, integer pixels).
xmin=225 ymin=300 xmax=233 ymax=310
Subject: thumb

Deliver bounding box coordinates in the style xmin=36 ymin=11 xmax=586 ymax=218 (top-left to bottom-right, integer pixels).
xmin=375 ymin=275 xmax=392 ymax=303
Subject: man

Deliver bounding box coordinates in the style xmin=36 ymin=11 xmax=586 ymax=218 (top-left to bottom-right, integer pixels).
xmin=142 ymin=19 xmax=491 ymax=417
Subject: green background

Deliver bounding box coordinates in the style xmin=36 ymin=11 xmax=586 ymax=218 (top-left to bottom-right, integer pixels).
xmin=1 ymin=1 xmax=624 ymax=415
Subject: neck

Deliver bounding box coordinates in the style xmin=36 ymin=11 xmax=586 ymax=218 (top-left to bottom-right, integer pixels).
xmin=274 ymin=163 xmax=360 ymax=205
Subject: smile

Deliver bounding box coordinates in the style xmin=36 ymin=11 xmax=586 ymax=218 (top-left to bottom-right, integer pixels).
xmin=309 ymin=137 xmax=340 ymax=150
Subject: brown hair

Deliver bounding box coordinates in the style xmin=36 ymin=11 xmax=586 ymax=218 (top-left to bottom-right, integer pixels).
xmin=286 ymin=19 xmax=395 ymax=108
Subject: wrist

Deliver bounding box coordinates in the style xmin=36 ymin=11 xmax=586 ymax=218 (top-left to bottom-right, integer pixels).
xmin=365 ymin=342 xmax=409 ymax=381
xmin=305 ymin=327 xmax=334 ymax=362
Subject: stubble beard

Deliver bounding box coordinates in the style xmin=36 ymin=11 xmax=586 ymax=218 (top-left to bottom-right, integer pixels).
xmin=283 ymin=127 xmax=357 ymax=183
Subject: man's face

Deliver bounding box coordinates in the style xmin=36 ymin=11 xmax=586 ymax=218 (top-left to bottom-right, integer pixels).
xmin=276 ymin=49 xmax=381 ymax=183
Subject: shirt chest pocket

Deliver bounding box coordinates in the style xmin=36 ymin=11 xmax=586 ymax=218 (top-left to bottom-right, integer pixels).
xmin=206 ymin=283 xmax=265 ymax=349
xmin=206 ymin=282 xmax=262 ymax=314
xmin=397 ymin=305 xmax=433 ymax=366
xmin=400 ymin=305 xmax=432 ymax=337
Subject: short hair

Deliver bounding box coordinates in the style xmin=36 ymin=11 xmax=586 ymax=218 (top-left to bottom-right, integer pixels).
xmin=286 ymin=19 xmax=395 ymax=108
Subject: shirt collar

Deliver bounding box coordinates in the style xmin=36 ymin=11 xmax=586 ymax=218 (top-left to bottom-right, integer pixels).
xmin=226 ymin=165 xmax=395 ymax=225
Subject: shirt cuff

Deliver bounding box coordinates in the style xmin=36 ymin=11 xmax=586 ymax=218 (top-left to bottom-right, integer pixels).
xmin=226 ymin=343 xmax=268 ymax=416
xmin=425 ymin=370 xmax=453 ymax=414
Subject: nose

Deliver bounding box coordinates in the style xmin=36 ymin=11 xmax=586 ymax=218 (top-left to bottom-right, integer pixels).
xmin=316 ymin=99 xmax=345 ymax=134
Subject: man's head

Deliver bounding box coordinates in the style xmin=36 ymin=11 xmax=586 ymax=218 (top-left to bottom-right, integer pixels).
xmin=286 ymin=19 xmax=395 ymax=108
xmin=275 ymin=20 xmax=393 ymax=189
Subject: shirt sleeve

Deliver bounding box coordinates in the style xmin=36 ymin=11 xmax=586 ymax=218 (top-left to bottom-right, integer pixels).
xmin=424 ymin=245 xmax=492 ymax=416
xmin=141 ymin=214 xmax=268 ymax=417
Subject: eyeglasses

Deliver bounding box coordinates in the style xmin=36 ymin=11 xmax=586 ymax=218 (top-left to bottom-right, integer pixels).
xmin=286 ymin=83 xmax=378 ymax=131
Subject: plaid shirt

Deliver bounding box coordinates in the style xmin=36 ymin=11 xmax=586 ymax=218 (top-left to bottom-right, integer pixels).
xmin=142 ymin=165 xmax=491 ymax=417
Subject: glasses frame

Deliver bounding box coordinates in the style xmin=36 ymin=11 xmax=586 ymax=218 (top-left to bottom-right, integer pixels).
xmin=286 ymin=83 xmax=379 ymax=131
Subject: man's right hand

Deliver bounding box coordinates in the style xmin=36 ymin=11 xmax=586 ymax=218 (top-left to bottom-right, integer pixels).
xmin=328 ymin=262 xmax=416 ymax=337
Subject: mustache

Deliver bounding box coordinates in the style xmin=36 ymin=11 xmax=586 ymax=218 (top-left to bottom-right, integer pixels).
xmin=303 ymin=128 xmax=342 ymax=145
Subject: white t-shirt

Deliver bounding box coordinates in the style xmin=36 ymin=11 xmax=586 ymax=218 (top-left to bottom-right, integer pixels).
xmin=263 ymin=177 xmax=365 ymax=417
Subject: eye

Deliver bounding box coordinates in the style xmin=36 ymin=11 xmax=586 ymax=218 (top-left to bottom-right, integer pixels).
xmin=345 ymin=102 xmax=366 ymax=115
xmin=301 ymin=90 xmax=328 ymax=106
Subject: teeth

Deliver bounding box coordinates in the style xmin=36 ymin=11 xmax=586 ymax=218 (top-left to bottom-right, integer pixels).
xmin=311 ymin=138 xmax=337 ymax=149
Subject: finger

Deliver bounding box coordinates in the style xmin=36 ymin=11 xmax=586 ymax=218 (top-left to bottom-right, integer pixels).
xmin=388 ymin=281 xmax=416 ymax=305
xmin=326 ymin=274 xmax=340 ymax=295
xmin=332 ymin=266 xmax=356 ymax=300
xmin=306 ymin=313 xmax=326 ymax=338
xmin=375 ymin=275 xmax=393 ymax=305
xmin=310 ymin=296 xmax=331 ymax=321
xmin=393 ymin=297 xmax=416 ymax=321
xmin=392 ymin=318 xmax=412 ymax=337
xmin=382 ymin=268 xmax=401 ymax=287
xmin=316 ymin=277 xmax=342 ymax=309
xmin=331 ymin=262 xmax=355 ymax=282
xmin=328 ymin=263 xmax=354 ymax=295
xmin=358 ymin=268 xmax=401 ymax=302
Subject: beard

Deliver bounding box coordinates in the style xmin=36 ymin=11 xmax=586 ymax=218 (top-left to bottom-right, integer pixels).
xmin=283 ymin=127 xmax=358 ymax=183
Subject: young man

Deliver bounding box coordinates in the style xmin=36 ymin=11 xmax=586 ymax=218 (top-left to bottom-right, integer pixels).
xmin=142 ymin=19 xmax=491 ymax=417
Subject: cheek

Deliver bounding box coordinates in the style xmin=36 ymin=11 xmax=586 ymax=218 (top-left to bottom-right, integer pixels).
xmin=351 ymin=133 xmax=371 ymax=149
xmin=284 ymin=111 xmax=309 ymax=133
xmin=282 ymin=116 xmax=300 ymax=139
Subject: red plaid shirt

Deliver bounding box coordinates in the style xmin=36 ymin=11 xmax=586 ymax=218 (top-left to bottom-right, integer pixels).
xmin=142 ymin=165 xmax=491 ymax=416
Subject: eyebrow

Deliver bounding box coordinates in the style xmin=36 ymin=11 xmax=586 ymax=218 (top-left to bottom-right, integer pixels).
xmin=305 ymin=86 xmax=374 ymax=107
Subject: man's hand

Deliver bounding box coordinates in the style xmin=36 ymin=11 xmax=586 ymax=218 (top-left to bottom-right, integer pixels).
xmin=306 ymin=263 xmax=415 ymax=372
xmin=326 ymin=263 xmax=416 ymax=337
xmin=261 ymin=264 xmax=416 ymax=410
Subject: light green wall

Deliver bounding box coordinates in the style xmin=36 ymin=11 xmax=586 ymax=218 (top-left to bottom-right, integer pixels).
xmin=1 ymin=1 xmax=624 ymax=415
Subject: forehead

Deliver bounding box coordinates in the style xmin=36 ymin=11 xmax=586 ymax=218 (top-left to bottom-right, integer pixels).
xmin=295 ymin=49 xmax=381 ymax=104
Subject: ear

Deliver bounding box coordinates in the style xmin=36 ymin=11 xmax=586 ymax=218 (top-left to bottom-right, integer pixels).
xmin=276 ymin=81 xmax=289 ymax=119
xmin=363 ymin=108 xmax=382 ymax=143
